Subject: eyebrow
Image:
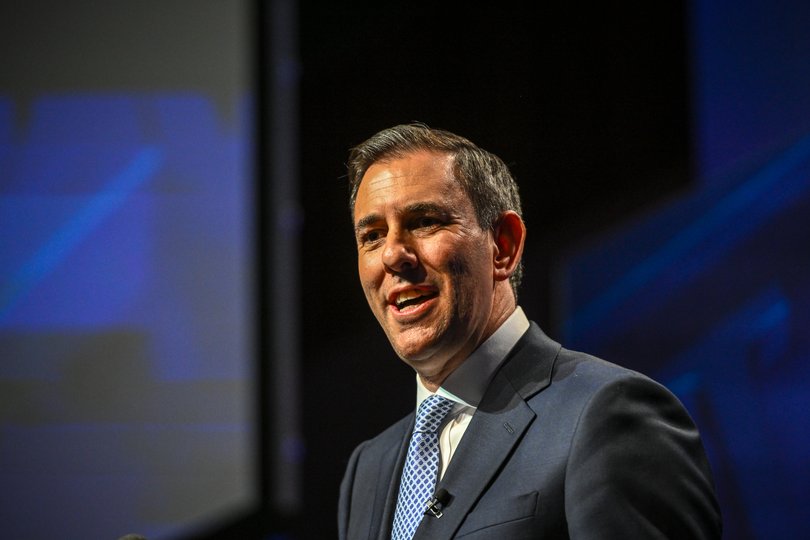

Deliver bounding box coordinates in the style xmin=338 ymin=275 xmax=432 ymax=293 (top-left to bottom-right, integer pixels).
xmin=354 ymin=202 xmax=451 ymax=235
xmin=354 ymin=213 xmax=382 ymax=235
xmin=404 ymin=202 xmax=449 ymax=217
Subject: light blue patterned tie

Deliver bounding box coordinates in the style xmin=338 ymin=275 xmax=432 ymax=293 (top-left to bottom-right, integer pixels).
xmin=391 ymin=394 xmax=454 ymax=540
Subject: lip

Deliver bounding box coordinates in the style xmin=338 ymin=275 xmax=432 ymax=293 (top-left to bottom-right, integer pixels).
xmin=386 ymin=285 xmax=439 ymax=320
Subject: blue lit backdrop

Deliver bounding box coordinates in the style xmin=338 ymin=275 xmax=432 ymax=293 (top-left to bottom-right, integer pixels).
xmin=0 ymin=2 xmax=257 ymax=538
xmin=0 ymin=92 xmax=255 ymax=540
xmin=557 ymin=2 xmax=810 ymax=537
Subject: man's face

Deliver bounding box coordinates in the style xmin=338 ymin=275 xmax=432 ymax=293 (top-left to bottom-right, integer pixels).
xmin=353 ymin=150 xmax=500 ymax=383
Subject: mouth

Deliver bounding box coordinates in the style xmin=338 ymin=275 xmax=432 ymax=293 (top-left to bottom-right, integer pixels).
xmin=389 ymin=288 xmax=439 ymax=314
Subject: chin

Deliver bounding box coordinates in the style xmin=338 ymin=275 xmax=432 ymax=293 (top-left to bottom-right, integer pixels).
xmin=390 ymin=338 xmax=437 ymax=364
xmin=389 ymin=321 xmax=460 ymax=361
xmin=393 ymin=345 xmax=432 ymax=364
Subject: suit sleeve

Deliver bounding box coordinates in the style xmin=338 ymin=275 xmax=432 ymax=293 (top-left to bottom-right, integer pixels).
xmin=338 ymin=439 xmax=367 ymax=540
xmin=564 ymin=374 xmax=722 ymax=539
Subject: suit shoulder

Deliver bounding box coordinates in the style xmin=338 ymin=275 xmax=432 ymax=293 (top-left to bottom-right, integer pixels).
xmin=521 ymin=343 xmax=684 ymax=419
xmin=555 ymin=346 xmax=665 ymax=390
xmin=503 ymin=323 xmax=672 ymax=406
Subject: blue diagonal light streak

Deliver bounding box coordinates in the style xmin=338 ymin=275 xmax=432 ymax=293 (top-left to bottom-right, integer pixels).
xmin=0 ymin=147 xmax=163 ymax=322
xmin=568 ymin=133 xmax=810 ymax=339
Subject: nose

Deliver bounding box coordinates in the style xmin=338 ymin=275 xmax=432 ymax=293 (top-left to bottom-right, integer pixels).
xmin=381 ymin=229 xmax=418 ymax=274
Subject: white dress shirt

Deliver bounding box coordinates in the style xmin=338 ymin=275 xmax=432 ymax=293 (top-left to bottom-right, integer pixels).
xmin=414 ymin=306 xmax=530 ymax=479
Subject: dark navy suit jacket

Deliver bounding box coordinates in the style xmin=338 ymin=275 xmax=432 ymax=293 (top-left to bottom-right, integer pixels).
xmin=338 ymin=323 xmax=721 ymax=539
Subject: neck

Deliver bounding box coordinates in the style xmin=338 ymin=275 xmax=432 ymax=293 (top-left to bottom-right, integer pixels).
xmin=417 ymin=295 xmax=516 ymax=392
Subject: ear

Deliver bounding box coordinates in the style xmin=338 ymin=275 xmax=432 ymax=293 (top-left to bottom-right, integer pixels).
xmin=492 ymin=211 xmax=526 ymax=282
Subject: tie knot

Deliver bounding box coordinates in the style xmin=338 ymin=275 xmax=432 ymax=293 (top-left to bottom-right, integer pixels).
xmin=414 ymin=394 xmax=453 ymax=433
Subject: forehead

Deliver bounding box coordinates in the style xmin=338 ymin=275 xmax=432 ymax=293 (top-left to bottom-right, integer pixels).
xmin=354 ymin=150 xmax=465 ymax=217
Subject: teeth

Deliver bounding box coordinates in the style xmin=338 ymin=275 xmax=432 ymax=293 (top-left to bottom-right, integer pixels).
xmin=395 ymin=290 xmax=430 ymax=308
xmin=397 ymin=290 xmax=423 ymax=304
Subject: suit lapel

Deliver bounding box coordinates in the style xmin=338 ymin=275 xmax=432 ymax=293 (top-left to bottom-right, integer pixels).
xmin=415 ymin=386 xmax=535 ymax=539
xmin=372 ymin=415 xmax=413 ymax=540
xmin=412 ymin=323 xmax=560 ymax=539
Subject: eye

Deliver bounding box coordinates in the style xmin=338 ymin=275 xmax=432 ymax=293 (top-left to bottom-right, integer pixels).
xmin=360 ymin=229 xmax=385 ymax=245
xmin=416 ymin=216 xmax=441 ymax=228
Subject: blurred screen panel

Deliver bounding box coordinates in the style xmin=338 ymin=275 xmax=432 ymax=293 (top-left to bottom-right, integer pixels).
xmin=0 ymin=2 xmax=257 ymax=539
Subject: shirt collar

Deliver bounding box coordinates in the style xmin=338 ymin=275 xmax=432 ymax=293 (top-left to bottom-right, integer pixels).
xmin=416 ymin=306 xmax=530 ymax=409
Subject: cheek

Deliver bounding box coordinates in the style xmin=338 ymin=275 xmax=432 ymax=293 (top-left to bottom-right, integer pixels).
xmin=358 ymin=255 xmax=381 ymax=281
xmin=360 ymin=277 xmax=378 ymax=298
xmin=442 ymin=237 xmax=490 ymax=280
xmin=443 ymin=243 xmax=493 ymax=300
xmin=446 ymin=247 xmax=472 ymax=276
xmin=440 ymin=251 xmax=473 ymax=304
xmin=358 ymin=274 xmax=380 ymax=306
xmin=358 ymin=260 xmax=384 ymax=300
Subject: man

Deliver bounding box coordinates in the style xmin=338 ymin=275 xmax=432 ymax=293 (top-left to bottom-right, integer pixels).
xmin=338 ymin=123 xmax=721 ymax=539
